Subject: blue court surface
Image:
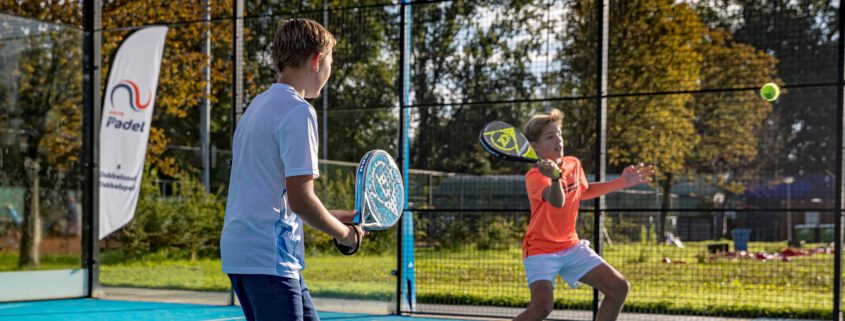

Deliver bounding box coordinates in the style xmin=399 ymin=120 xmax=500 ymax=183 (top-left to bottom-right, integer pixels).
xmin=0 ymin=299 xmax=460 ymax=321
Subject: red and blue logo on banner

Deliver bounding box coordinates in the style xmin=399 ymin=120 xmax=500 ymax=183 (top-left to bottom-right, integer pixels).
xmin=110 ymin=80 xmax=152 ymax=112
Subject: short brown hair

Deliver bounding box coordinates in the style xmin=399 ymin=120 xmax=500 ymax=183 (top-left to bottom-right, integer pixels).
xmin=273 ymin=18 xmax=336 ymax=73
xmin=523 ymin=108 xmax=563 ymax=142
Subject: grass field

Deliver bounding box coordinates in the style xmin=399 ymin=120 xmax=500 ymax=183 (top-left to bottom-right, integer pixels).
xmin=0 ymin=241 xmax=835 ymax=319
xmin=412 ymin=241 xmax=833 ymax=319
xmin=98 ymin=241 xmax=836 ymax=319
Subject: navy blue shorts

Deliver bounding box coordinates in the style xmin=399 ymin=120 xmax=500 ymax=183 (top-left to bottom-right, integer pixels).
xmin=228 ymin=274 xmax=320 ymax=321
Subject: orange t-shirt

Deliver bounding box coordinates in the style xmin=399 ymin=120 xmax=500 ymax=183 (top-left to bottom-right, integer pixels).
xmin=523 ymin=156 xmax=589 ymax=259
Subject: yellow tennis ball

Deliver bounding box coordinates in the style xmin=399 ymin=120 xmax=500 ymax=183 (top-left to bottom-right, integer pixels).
xmin=760 ymin=83 xmax=780 ymax=101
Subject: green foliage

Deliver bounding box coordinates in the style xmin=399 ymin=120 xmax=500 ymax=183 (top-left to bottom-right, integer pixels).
xmin=440 ymin=215 xmax=472 ymax=249
xmin=107 ymin=161 xmax=396 ymax=259
xmin=306 ymin=165 xmax=396 ymax=255
xmin=604 ymin=216 xmax=636 ymax=243
xmin=476 ymin=216 xmax=520 ymax=250
xmin=633 ymin=224 xmax=657 ymax=263
xmin=114 ymin=166 xmax=225 ymax=260
xmin=414 ymin=212 xmax=527 ymax=251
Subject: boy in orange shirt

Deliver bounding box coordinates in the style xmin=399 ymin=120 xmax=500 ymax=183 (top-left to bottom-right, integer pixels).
xmin=514 ymin=108 xmax=653 ymax=321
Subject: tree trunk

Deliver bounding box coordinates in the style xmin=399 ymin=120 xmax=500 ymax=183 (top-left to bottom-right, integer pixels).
xmin=658 ymin=173 xmax=674 ymax=241
xmin=19 ymin=159 xmax=41 ymax=268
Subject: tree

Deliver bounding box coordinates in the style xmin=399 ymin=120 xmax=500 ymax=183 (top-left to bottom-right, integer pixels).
xmin=410 ymin=0 xmax=551 ymax=175
xmin=1 ymin=1 xmax=407 ymax=263
xmin=609 ymin=1 xmax=704 ymax=237
xmin=102 ymin=1 xmax=234 ymax=181
xmin=555 ymin=0 xmax=778 ymax=237
xmin=551 ymin=0 xmax=598 ymax=165
xmin=239 ymin=1 xmax=400 ymax=163
xmin=695 ymin=0 xmax=837 ymax=180
xmin=689 ymin=28 xmax=779 ymax=194
xmin=322 ymin=3 xmax=399 ymax=162
xmin=0 ymin=1 xmax=81 ymax=27
xmin=1 ymin=0 xmax=232 ymax=265
xmin=2 ymin=29 xmax=83 ymax=268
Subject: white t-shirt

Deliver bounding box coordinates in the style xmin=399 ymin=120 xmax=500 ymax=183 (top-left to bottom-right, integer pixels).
xmin=221 ymin=83 xmax=319 ymax=279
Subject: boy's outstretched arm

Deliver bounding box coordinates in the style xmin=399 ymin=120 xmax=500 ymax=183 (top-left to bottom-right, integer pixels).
xmin=286 ymin=175 xmax=362 ymax=248
xmin=581 ymin=164 xmax=654 ymax=200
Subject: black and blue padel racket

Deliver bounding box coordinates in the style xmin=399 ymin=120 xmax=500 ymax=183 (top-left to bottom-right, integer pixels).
xmin=479 ymin=121 xmax=560 ymax=177
xmin=334 ymin=149 xmax=405 ymax=255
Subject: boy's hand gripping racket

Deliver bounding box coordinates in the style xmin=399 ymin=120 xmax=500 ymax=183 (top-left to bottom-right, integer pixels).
xmin=479 ymin=121 xmax=561 ymax=178
xmin=334 ymin=149 xmax=405 ymax=255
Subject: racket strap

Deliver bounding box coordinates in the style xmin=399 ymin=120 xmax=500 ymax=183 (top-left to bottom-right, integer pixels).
xmin=334 ymin=223 xmax=362 ymax=255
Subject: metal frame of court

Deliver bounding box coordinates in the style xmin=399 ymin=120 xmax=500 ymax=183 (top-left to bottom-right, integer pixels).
xmin=69 ymin=1 xmax=845 ymax=320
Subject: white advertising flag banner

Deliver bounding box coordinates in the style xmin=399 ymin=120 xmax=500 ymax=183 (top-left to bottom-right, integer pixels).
xmin=99 ymin=26 xmax=168 ymax=239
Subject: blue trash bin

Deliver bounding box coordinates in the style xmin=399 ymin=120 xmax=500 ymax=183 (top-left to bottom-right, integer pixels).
xmin=731 ymin=228 xmax=751 ymax=252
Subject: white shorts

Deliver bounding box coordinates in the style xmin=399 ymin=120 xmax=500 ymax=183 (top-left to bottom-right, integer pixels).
xmin=523 ymin=240 xmax=606 ymax=289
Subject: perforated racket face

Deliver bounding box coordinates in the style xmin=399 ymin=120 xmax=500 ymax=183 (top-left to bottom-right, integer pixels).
xmin=354 ymin=150 xmax=404 ymax=230
xmin=479 ymin=121 xmax=539 ymax=163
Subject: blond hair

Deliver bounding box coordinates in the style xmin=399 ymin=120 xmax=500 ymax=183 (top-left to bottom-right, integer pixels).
xmin=273 ymin=18 xmax=336 ymax=73
xmin=523 ymin=108 xmax=563 ymax=142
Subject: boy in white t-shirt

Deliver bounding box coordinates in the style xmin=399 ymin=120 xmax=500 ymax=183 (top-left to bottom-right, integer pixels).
xmin=220 ymin=18 xmax=361 ymax=321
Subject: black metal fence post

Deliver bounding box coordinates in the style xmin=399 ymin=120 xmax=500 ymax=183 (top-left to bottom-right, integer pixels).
xmin=82 ymin=0 xmax=103 ymax=298
xmin=833 ymin=2 xmax=844 ymax=320
xmin=593 ymin=0 xmax=610 ymax=319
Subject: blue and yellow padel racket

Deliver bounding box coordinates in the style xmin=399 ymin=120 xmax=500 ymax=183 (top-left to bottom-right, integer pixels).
xmin=479 ymin=121 xmax=560 ymax=177
xmin=334 ymin=149 xmax=405 ymax=255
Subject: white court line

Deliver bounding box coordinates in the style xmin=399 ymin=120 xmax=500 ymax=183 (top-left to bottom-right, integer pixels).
xmin=0 ymin=303 xmax=32 ymax=310
xmin=200 ymin=317 xmax=246 ymax=321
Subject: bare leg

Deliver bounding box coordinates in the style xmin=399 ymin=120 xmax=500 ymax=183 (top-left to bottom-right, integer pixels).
xmin=513 ymin=280 xmax=554 ymax=321
xmin=578 ymin=263 xmax=630 ymax=321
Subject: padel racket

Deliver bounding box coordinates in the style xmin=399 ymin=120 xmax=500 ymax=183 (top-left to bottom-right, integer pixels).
xmin=479 ymin=121 xmax=561 ymax=177
xmin=335 ymin=149 xmax=405 ymax=255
